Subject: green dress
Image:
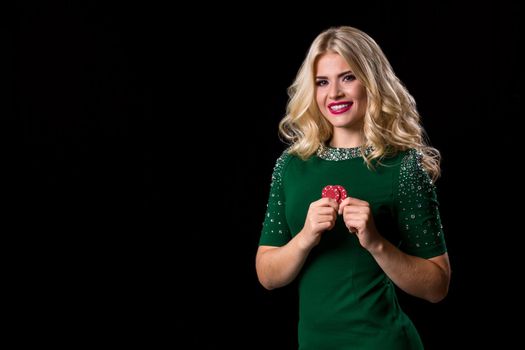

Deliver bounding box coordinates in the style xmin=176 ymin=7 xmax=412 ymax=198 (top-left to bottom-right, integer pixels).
xmin=259 ymin=146 xmax=447 ymax=350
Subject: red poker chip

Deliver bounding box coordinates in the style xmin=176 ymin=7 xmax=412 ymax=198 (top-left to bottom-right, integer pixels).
xmin=321 ymin=185 xmax=340 ymax=202
xmin=334 ymin=185 xmax=348 ymax=201
xmin=321 ymin=185 xmax=348 ymax=204
xmin=322 ymin=185 xmax=340 ymax=202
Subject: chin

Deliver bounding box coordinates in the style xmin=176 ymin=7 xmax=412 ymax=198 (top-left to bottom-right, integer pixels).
xmin=330 ymin=120 xmax=353 ymax=128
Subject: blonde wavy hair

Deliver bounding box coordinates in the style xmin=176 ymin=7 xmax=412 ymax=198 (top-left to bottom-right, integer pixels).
xmin=279 ymin=26 xmax=441 ymax=181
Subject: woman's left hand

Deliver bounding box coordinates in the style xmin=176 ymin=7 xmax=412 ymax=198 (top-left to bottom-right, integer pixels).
xmin=338 ymin=197 xmax=382 ymax=251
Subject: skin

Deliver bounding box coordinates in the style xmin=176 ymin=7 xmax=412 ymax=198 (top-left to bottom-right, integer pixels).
xmin=256 ymin=52 xmax=451 ymax=303
xmin=314 ymin=52 xmax=368 ymax=148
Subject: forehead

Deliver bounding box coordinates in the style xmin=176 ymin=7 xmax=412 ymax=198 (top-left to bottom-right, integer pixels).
xmin=315 ymin=52 xmax=351 ymax=74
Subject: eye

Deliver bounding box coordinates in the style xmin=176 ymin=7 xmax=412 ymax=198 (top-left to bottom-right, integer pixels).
xmin=315 ymin=79 xmax=328 ymax=87
xmin=343 ymin=74 xmax=356 ymax=82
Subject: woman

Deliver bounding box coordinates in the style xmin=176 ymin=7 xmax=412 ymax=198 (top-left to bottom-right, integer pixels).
xmin=256 ymin=26 xmax=451 ymax=349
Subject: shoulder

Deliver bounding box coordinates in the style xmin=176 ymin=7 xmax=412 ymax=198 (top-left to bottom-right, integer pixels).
xmin=270 ymin=149 xmax=297 ymax=184
xmin=276 ymin=148 xmax=294 ymax=164
xmin=397 ymin=148 xmax=435 ymax=188
xmin=378 ymin=148 xmax=423 ymax=168
xmin=272 ymin=148 xmax=295 ymax=171
xmin=399 ymin=149 xmax=428 ymax=174
xmin=372 ymin=148 xmax=417 ymax=168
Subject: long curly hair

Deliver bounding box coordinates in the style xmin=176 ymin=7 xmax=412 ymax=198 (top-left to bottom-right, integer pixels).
xmin=278 ymin=26 xmax=441 ymax=181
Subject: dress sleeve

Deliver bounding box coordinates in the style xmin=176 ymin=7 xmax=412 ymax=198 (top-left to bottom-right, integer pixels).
xmin=259 ymin=150 xmax=293 ymax=247
xmin=394 ymin=149 xmax=447 ymax=258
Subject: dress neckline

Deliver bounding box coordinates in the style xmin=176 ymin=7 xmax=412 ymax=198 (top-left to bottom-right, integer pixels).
xmin=316 ymin=145 xmax=372 ymax=161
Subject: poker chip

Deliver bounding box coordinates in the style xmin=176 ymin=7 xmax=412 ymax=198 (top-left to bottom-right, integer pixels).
xmin=321 ymin=185 xmax=340 ymax=202
xmin=334 ymin=185 xmax=348 ymax=201
xmin=321 ymin=185 xmax=348 ymax=204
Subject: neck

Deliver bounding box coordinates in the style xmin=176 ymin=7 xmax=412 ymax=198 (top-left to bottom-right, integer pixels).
xmin=329 ymin=128 xmax=363 ymax=148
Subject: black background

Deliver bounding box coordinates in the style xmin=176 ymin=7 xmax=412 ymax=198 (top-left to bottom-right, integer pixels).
xmin=13 ymin=2 xmax=523 ymax=348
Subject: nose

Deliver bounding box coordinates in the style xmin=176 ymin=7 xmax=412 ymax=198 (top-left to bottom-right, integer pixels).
xmin=329 ymin=82 xmax=344 ymax=100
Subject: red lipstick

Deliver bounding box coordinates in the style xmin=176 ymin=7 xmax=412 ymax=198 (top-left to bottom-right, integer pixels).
xmin=327 ymin=101 xmax=353 ymax=115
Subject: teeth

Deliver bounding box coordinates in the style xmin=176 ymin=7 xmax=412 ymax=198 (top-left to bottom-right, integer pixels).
xmin=330 ymin=104 xmax=349 ymax=111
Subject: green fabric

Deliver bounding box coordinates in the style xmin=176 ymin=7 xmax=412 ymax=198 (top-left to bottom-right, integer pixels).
xmin=259 ymin=148 xmax=446 ymax=350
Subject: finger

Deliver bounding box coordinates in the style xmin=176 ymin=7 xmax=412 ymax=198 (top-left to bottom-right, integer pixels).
xmin=343 ymin=213 xmax=368 ymax=223
xmin=339 ymin=197 xmax=369 ymax=215
xmin=343 ymin=206 xmax=369 ymax=215
xmin=338 ymin=197 xmax=363 ymax=213
xmin=341 ymin=197 xmax=369 ymax=207
xmin=315 ymin=197 xmax=340 ymax=211
xmin=346 ymin=224 xmax=358 ymax=234
xmin=317 ymin=214 xmax=336 ymax=223
xmin=338 ymin=198 xmax=350 ymax=215
xmin=317 ymin=207 xmax=338 ymax=216
xmin=338 ymin=203 xmax=345 ymax=216
xmin=345 ymin=219 xmax=361 ymax=233
xmin=318 ymin=221 xmax=332 ymax=231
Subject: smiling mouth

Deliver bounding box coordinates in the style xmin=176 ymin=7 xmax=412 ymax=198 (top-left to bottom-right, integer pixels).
xmin=328 ymin=102 xmax=353 ymax=114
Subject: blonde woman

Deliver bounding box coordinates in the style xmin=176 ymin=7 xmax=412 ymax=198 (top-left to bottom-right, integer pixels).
xmin=256 ymin=26 xmax=451 ymax=349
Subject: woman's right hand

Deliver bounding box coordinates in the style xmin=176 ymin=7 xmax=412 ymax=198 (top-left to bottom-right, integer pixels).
xmin=256 ymin=198 xmax=338 ymax=289
xmin=299 ymin=198 xmax=339 ymax=249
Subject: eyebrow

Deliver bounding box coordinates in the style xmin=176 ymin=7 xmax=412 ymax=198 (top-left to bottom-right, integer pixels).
xmin=315 ymin=70 xmax=354 ymax=80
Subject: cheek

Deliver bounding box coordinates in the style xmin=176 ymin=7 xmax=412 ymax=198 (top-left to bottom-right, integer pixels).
xmin=315 ymin=92 xmax=324 ymax=108
xmin=355 ymin=85 xmax=367 ymax=101
xmin=358 ymin=94 xmax=367 ymax=108
xmin=351 ymin=87 xmax=367 ymax=115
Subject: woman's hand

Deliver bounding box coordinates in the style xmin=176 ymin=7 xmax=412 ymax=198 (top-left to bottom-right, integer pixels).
xmin=299 ymin=198 xmax=338 ymax=249
xmin=339 ymin=197 xmax=382 ymax=251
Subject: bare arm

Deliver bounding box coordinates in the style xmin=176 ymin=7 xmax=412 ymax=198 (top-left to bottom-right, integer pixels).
xmin=256 ymin=198 xmax=338 ymax=290
xmin=369 ymin=240 xmax=450 ymax=303
xmin=256 ymin=239 xmax=310 ymax=290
